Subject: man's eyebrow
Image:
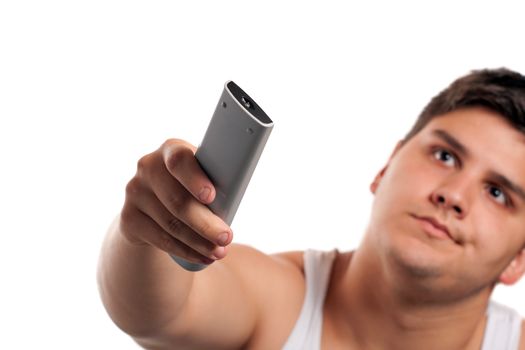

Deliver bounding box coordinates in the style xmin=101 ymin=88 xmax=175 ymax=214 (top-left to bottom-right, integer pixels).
xmin=488 ymin=171 xmax=525 ymax=204
xmin=431 ymin=129 xmax=469 ymax=158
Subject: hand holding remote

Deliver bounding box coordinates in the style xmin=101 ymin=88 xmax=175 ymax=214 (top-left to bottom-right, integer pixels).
xmin=119 ymin=139 xmax=233 ymax=269
xmin=120 ymin=81 xmax=273 ymax=272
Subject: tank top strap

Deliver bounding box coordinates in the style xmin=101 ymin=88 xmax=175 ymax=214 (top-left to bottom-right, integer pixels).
xmin=481 ymin=300 xmax=522 ymax=350
xmin=281 ymin=249 xmax=337 ymax=350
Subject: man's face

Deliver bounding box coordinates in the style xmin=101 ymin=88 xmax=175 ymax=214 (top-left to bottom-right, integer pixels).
xmin=368 ymin=107 xmax=525 ymax=302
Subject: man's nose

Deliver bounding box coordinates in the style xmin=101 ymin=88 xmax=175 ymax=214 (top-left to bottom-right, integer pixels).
xmin=430 ymin=175 xmax=472 ymax=218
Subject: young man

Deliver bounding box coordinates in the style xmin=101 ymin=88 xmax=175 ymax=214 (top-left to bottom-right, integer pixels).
xmin=98 ymin=68 xmax=525 ymax=349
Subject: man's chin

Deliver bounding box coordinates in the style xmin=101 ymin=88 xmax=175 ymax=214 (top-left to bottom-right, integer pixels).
xmin=384 ymin=236 xmax=449 ymax=280
xmin=390 ymin=250 xmax=443 ymax=279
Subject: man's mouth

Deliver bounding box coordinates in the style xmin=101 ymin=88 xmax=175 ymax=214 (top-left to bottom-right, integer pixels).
xmin=410 ymin=214 xmax=457 ymax=243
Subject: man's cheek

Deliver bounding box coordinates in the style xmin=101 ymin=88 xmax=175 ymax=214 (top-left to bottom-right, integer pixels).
xmin=385 ymin=171 xmax=418 ymax=199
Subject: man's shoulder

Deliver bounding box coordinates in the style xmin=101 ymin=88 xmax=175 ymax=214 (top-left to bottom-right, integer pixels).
xmin=271 ymin=249 xmax=306 ymax=272
xmin=269 ymin=247 xmax=356 ymax=306
xmin=223 ymin=244 xmax=307 ymax=298
xmin=270 ymin=248 xmax=354 ymax=272
xmin=224 ymin=244 xmax=305 ymax=275
xmin=224 ymin=244 xmax=353 ymax=296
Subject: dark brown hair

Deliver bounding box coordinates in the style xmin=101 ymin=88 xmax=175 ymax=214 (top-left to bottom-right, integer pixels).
xmin=403 ymin=68 xmax=525 ymax=141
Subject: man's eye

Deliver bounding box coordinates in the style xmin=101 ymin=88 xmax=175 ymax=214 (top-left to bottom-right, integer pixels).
xmin=488 ymin=186 xmax=509 ymax=206
xmin=433 ymin=149 xmax=457 ymax=167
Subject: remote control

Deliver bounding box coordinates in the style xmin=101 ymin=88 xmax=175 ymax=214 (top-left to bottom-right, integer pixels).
xmin=171 ymin=81 xmax=274 ymax=271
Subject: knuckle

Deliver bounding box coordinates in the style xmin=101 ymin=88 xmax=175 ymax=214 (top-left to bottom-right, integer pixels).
xmin=165 ymin=146 xmax=192 ymax=173
xmin=197 ymin=220 xmax=213 ymax=238
xmin=136 ymin=153 xmax=156 ymax=181
xmin=159 ymin=233 xmax=174 ymax=253
xmin=167 ymin=192 xmax=187 ymax=213
xmin=119 ymin=206 xmax=141 ymax=243
xmin=136 ymin=154 xmax=151 ymax=173
xmin=162 ymin=138 xmax=182 ymax=149
xmin=125 ymin=177 xmax=142 ymax=198
xmin=167 ymin=217 xmax=185 ymax=234
xmin=120 ymin=204 xmax=135 ymax=225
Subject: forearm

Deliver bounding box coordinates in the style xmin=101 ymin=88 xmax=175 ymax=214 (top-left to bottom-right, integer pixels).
xmin=97 ymin=216 xmax=194 ymax=337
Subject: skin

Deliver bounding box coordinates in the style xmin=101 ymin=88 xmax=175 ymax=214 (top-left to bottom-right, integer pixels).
xmin=98 ymin=107 xmax=525 ymax=349
xmin=324 ymin=107 xmax=525 ymax=349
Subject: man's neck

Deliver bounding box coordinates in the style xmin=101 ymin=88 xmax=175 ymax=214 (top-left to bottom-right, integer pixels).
xmin=325 ymin=241 xmax=492 ymax=350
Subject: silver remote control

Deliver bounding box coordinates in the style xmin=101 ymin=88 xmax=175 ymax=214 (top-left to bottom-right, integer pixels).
xmin=171 ymin=81 xmax=274 ymax=271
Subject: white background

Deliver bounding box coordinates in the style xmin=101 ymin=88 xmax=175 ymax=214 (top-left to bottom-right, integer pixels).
xmin=1 ymin=1 xmax=525 ymax=348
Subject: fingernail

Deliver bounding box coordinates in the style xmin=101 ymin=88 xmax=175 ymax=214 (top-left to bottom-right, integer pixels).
xmin=217 ymin=232 xmax=230 ymax=246
xmin=213 ymin=246 xmax=226 ymax=259
xmin=198 ymin=187 xmax=211 ymax=202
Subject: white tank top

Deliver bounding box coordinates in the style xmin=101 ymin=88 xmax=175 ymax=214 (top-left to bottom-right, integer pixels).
xmin=282 ymin=249 xmax=522 ymax=350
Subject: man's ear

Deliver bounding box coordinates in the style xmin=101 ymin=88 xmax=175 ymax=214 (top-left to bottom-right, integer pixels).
xmin=498 ymin=248 xmax=525 ymax=285
xmin=370 ymin=140 xmax=405 ymax=195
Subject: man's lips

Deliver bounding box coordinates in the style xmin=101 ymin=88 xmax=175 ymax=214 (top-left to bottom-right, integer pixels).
xmin=411 ymin=214 xmax=457 ymax=242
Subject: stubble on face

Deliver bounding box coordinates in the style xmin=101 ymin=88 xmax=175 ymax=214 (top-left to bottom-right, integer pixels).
xmin=368 ymin=215 xmax=492 ymax=305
